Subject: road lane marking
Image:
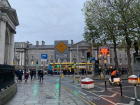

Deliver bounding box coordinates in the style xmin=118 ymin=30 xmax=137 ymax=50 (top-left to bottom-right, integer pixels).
xmin=100 ymin=93 xmax=117 ymax=97
xmin=62 ymin=81 xmax=116 ymax=105
xmin=115 ymin=101 xmax=135 ymax=105
xmin=78 ymin=91 xmax=87 ymax=95
xmin=62 ymin=86 xmax=92 ymax=105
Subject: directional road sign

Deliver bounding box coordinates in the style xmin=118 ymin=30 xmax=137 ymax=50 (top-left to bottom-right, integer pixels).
xmin=91 ymin=57 xmax=95 ymax=61
xmin=41 ymin=54 xmax=47 ymax=61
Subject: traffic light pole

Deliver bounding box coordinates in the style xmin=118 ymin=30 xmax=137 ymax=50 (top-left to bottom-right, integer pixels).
xmin=86 ymin=52 xmax=88 ymax=78
xmin=59 ymin=58 xmax=61 ymax=97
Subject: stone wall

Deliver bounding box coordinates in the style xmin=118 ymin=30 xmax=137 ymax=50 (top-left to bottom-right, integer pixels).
xmin=0 ymin=83 xmax=17 ymax=105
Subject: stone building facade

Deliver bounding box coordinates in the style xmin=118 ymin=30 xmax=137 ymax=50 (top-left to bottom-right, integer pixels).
xmin=0 ymin=0 xmax=19 ymax=65
xmin=14 ymin=40 xmax=138 ymax=71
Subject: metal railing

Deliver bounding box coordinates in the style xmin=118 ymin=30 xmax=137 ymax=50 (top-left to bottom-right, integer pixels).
xmin=0 ymin=65 xmax=15 ymax=91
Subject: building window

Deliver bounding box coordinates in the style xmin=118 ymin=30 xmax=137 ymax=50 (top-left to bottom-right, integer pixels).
xmin=51 ymin=55 xmax=53 ymax=59
xmin=41 ymin=61 xmax=43 ymax=64
xmin=99 ymin=60 xmax=101 ymax=63
xmin=124 ymin=54 xmax=127 ymax=58
xmin=82 ymin=43 xmax=85 ymax=46
xmin=31 ymin=61 xmax=33 ymax=65
xmin=16 ymin=52 xmax=17 ymax=54
xmin=26 ymin=52 xmax=29 ymax=54
xmin=46 ymin=60 xmax=48 ymax=64
xmin=31 ymin=52 xmax=34 ymax=54
xmin=26 ymin=61 xmax=28 ymax=65
xmin=55 ymin=60 xmax=57 ymax=63
xmin=26 ymin=56 xmax=28 ymax=59
xmin=32 ymin=56 xmax=33 ymax=59
xmin=51 ymin=60 xmax=53 ymax=63
xmin=120 ymin=54 xmax=121 ymax=58
xmin=82 ymin=52 xmax=84 ymax=57
xmin=120 ymin=59 xmax=122 ymax=63
xmin=104 ymin=60 xmax=107 ymax=63
xmin=74 ymin=54 xmax=75 ymax=57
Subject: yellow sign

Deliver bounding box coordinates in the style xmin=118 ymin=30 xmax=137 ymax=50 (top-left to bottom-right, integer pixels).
xmin=13 ymin=62 xmax=16 ymax=65
xmin=56 ymin=41 xmax=67 ymax=53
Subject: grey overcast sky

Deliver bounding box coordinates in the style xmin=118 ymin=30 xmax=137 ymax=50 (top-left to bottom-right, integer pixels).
xmin=8 ymin=0 xmax=86 ymax=45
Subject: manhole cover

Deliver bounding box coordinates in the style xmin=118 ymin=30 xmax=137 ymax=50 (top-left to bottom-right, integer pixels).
xmin=46 ymin=95 xmax=55 ymax=99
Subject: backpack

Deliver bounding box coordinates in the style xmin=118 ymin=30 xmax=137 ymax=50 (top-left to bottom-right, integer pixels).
xmin=116 ymin=71 xmax=119 ymax=76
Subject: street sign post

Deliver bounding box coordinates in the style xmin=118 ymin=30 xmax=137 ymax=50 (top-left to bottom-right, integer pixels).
xmin=41 ymin=54 xmax=47 ymax=61
xmin=91 ymin=57 xmax=95 ymax=61
xmin=54 ymin=40 xmax=68 ymax=97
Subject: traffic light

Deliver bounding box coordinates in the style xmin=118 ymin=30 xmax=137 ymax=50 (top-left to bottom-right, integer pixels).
xmin=87 ymin=52 xmax=90 ymax=60
xmin=57 ymin=64 xmax=59 ymax=67
xmin=74 ymin=63 xmax=76 ymax=65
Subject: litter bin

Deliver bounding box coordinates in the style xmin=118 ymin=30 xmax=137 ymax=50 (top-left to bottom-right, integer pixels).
xmin=81 ymin=78 xmax=94 ymax=89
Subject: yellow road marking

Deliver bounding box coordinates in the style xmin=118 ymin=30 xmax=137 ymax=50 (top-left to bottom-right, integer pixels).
xmin=62 ymin=85 xmax=96 ymax=105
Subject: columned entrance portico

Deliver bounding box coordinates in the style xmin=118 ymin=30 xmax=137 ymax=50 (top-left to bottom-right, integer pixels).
xmin=0 ymin=0 xmax=19 ymax=65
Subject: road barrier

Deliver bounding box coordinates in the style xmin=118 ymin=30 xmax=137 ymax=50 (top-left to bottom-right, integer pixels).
xmin=119 ymin=81 xmax=123 ymax=96
xmin=134 ymin=84 xmax=137 ymax=99
xmin=73 ymin=74 xmax=75 ymax=83
xmin=78 ymin=75 xmax=81 ymax=83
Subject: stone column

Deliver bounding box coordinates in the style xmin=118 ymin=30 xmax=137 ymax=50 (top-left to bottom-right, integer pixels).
xmin=9 ymin=32 xmax=15 ymax=65
xmin=70 ymin=51 xmax=72 ymax=62
xmin=19 ymin=52 xmax=21 ymax=66
xmin=0 ymin=20 xmax=6 ymax=64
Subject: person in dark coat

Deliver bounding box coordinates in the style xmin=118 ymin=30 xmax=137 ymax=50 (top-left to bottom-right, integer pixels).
xmin=82 ymin=69 xmax=84 ymax=75
xmin=39 ymin=70 xmax=44 ymax=82
xmin=24 ymin=70 xmax=29 ymax=82
xmin=38 ymin=70 xmax=41 ymax=79
xmin=18 ymin=70 xmax=22 ymax=82
xmin=30 ymin=70 xmax=33 ymax=81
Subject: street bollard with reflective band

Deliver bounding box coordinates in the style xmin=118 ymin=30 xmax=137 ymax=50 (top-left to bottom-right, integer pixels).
xmin=134 ymin=84 xmax=137 ymax=99
xmin=73 ymin=74 xmax=75 ymax=83
xmin=61 ymin=73 xmax=64 ymax=79
xmin=78 ymin=75 xmax=81 ymax=83
xmin=120 ymin=81 xmax=122 ymax=96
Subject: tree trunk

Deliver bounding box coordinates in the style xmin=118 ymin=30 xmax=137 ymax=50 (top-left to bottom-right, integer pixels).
xmin=127 ymin=44 xmax=132 ymax=75
xmin=113 ymin=39 xmax=120 ymax=73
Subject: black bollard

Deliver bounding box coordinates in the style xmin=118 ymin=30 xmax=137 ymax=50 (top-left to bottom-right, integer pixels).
xmin=120 ymin=81 xmax=122 ymax=96
xmin=105 ymin=80 xmax=107 ymax=90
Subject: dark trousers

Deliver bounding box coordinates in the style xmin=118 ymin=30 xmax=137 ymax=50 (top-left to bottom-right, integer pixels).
xmin=40 ymin=76 xmax=43 ymax=82
xmin=111 ymin=75 xmax=115 ymax=82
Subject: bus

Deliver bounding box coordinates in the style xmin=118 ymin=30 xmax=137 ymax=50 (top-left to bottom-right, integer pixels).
xmin=49 ymin=62 xmax=94 ymax=74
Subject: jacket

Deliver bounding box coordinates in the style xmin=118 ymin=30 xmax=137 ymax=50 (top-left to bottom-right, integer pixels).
xmin=111 ymin=70 xmax=116 ymax=76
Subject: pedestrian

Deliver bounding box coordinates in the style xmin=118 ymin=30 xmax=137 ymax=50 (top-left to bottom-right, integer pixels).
xmin=18 ymin=70 xmax=22 ymax=82
xmin=105 ymin=69 xmax=107 ymax=75
xmin=24 ymin=70 xmax=29 ymax=82
xmin=39 ymin=70 xmax=44 ymax=82
xmin=30 ymin=70 xmax=33 ymax=81
xmin=34 ymin=70 xmax=36 ymax=78
xmin=38 ymin=70 xmax=41 ymax=79
xmin=82 ymin=69 xmax=84 ymax=75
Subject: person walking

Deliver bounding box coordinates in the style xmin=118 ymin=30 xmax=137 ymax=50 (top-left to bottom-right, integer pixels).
xmin=24 ymin=70 xmax=29 ymax=82
xmin=18 ymin=70 xmax=22 ymax=82
xmin=30 ymin=70 xmax=33 ymax=81
xmin=39 ymin=70 xmax=44 ymax=82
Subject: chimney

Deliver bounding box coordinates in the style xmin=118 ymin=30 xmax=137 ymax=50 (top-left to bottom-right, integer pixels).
xmin=27 ymin=41 xmax=29 ymax=45
xmin=36 ymin=41 xmax=39 ymax=45
xmin=42 ymin=41 xmax=45 ymax=45
xmin=71 ymin=40 xmax=73 ymax=45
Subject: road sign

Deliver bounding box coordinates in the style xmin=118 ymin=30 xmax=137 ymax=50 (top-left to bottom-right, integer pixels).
xmin=56 ymin=41 xmax=67 ymax=53
xmin=91 ymin=57 xmax=95 ymax=61
xmin=54 ymin=40 xmax=68 ymax=59
xmin=13 ymin=62 xmax=16 ymax=65
xmin=41 ymin=54 xmax=47 ymax=61
xmin=56 ymin=54 xmax=67 ymax=59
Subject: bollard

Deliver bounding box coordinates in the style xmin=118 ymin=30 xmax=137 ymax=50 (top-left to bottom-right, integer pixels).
xmin=120 ymin=81 xmax=123 ymax=96
xmin=134 ymin=84 xmax=137 ymax=99
xmin=61 ymin=73 xmax=64 ymax=79
xmin=78 ymin=75 xmax=81 ymax=83
xmin=73 ymin=74 xmax=75 ymax=83
xmin=105 ymin=80 xmax=107 ymax=90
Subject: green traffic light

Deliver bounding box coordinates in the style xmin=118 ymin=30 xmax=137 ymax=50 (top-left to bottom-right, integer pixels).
xmin=74 ymin=63 xmax=76 ymax=65
xmin=87 ymin=57 xmax=90 ymax=60
xmin=57 ymin=64 xmax=59 ymax=67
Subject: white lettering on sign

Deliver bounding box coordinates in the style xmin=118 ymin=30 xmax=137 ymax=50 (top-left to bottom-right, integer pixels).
xmin=56 ymin=54 xmax=67 ymax=59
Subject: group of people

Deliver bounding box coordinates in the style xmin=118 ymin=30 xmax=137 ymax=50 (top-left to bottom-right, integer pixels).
xmin=15 ymin=69 xmax=44 ymax=82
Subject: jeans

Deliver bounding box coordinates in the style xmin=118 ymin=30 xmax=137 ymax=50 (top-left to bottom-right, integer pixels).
xmin=34 ymin=74 xmax=36 ymax=77
xmin=40 ymin=77 xmax=43 ymax=82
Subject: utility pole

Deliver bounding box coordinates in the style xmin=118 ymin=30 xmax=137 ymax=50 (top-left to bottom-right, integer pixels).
xmin=77 ymin=44 xmax=79 ymax=75
xmin=86 ymin=51 xmax=88 ymax=78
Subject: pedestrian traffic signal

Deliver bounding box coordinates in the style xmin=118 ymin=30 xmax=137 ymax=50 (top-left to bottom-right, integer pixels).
xmin=87 ymin=52 xmax=90 ymax=60
xmin=57 ymin=64 xmax=60 ymax=67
